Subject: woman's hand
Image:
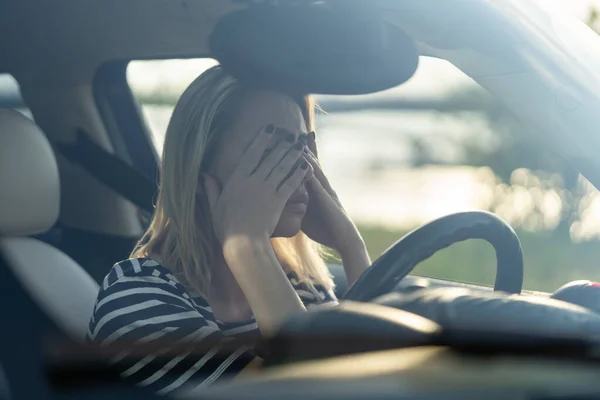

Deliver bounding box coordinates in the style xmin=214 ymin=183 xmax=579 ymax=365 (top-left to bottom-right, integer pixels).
xmin=301 ymin=132 xmax=371 ymax=285
xmin=203 ymin=124 xmax=310 ymax=244
xmin=301 ymin=132 xmax=361 ymax=252
xmin=202 ymin=124 xmax=309 ymax=335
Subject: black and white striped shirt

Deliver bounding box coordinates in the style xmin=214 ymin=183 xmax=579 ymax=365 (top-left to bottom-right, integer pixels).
xmin=87 ymin=257 xmax=338 ymax=395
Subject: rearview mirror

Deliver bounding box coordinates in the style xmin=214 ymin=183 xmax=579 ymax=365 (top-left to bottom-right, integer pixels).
xmin=209 ymin=2 xmax=419 ymax=95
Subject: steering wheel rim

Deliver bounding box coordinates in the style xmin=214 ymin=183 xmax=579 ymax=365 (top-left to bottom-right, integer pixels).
xmin=343 ymin=211 xmax=524 ymax=302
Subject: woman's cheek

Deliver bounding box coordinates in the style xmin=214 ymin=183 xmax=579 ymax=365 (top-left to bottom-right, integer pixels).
xmin=208 ymin=155 xmax=231 ymax=187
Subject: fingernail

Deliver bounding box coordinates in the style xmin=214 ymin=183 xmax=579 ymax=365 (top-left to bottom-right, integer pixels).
xmin=301 ymin=161 xmax=309 ymax=170
xmin=265 ymin=124 xmax=275 ymax=134
xmin=286 ymin=134 xmax=295 ymax=143
xmin=294 ymin=142 xmax=304 ymax=150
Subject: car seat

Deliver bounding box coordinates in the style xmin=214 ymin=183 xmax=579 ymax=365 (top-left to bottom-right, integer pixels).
xmin=0 ymin=109 xmax=99 ymax=341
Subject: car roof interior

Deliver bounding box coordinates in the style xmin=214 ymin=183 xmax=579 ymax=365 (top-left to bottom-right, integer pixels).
xmin=1 ymin=0 xmax=233 ymax=80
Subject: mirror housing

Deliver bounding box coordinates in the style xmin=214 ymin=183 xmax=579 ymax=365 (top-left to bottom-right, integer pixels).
xmin=209 ymin=2 xmax=419 ymax=95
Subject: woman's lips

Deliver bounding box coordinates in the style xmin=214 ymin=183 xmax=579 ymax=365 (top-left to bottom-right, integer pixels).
xmin=286 ymin=192 xmax=309 ymax=213
xmin=285 ymin=201 xmax=308 ymax=213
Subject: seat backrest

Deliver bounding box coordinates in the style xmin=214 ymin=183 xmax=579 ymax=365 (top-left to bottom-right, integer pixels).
xmin=0 ymin=109 xmax=99 ymax=341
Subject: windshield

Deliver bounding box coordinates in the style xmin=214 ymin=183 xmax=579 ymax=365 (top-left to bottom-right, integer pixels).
xmin=127 ymin=0 xmax=600 ymax=293
xmin=383 ymin=0 xmax=600 ymax=187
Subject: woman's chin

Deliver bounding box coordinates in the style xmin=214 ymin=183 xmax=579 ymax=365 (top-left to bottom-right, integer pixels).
xmin=271 ymin=214 xmax=304 ymax=238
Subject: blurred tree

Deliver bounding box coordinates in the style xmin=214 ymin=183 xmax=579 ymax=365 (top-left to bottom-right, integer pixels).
xmin=587 ymin=5 xmax=600 ymax=33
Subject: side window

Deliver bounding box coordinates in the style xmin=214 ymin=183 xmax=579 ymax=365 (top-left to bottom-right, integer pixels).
xmin=127 ymin=56 xmax=600 ymax=292
xmin=127 ymin=59 xmax=219 ymax=155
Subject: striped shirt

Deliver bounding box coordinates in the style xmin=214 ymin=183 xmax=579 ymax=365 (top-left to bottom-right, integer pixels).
xmin=87 ymin=257 xmax=338 ymax=395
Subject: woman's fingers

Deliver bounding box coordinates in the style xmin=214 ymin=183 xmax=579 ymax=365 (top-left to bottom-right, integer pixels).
xmin=278 ymin=160 xmax=311 ymax=196
xmin=267 ymin=141 xmax=305 ymax=184
xmin=304 ymin=148 xmax=321 ymax=171
xmin=304 ymin=147 xmax=337 ymax=197
xmin=255 ymin=132 xmax=297 ymax=179
xmin=306 ymin=172 xmax=327 ymax=196
xmin=307 ymin=131 xmax=318 ymax=158
xmin=237 ymin=124 xmax=276 ymax=176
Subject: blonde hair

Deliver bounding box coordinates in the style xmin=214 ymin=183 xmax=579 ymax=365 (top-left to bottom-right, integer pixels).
xmin=132 ymin=65 xmax=334 ymax=297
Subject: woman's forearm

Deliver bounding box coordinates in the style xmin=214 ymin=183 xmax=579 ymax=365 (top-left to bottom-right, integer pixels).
xmin=338 ymin=238 xmax=371 ymax=287
xmin=222 ymin=235 xmax=306 ymax=337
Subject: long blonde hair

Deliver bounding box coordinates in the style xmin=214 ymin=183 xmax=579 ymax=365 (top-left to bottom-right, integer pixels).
xmin=132 ymin=65 xmax=334 ymax=297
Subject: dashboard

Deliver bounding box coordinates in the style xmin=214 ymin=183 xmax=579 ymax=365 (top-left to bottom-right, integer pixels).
xmin=183 ymin=346 xmax=600 ymax=400
xmin=328 ymin=264 xmax=549 ymax=299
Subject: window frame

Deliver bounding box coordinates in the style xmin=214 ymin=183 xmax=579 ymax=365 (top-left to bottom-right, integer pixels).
xmin=93 ymin=61 xmax=159 ymax=184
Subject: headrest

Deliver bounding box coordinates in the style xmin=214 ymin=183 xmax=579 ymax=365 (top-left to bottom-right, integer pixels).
xmin=0 ymin=110 xmax=59 ymax=236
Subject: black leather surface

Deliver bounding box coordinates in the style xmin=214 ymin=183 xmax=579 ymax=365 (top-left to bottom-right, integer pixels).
xmin=374 ymin=287 xmax=600 ymax=341
xmin=552 ymin=280 xmax=600 ymax=314
xmin=263 ymin=301 xmax=441 ymax=366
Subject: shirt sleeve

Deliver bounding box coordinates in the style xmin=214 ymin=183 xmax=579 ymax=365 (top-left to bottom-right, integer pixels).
xmin=87 ymin=273 xmax=256 ymax=395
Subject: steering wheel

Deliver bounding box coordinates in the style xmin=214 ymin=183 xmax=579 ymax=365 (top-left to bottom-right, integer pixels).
xmin=263 ymin=212 xmax=600 ymax=368
xmin=343 ymin=211 xmax=524 ymax=302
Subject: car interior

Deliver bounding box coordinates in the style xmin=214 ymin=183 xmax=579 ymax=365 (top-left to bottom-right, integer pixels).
xmin=3 ymin=1 xmax=600 ymax=399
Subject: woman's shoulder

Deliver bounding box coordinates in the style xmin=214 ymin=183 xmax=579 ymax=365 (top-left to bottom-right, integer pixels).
xmin=113 ymin=256 xmax=170 ymax=275
xmin=89 ymin=257 xmax=214 ymax=340
xmin=96 ymin=257 xmax=214 ymax=311
xmin=97 ymin=257 xmax=192 ymax=298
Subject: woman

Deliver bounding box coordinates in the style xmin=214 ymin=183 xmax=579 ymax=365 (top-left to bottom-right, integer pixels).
xmin=87 ymin=65 xmax=371 ymax=395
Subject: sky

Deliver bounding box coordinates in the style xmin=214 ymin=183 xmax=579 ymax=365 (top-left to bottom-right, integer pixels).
xmin=547 ymin=0 xmax=600 ymax=17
